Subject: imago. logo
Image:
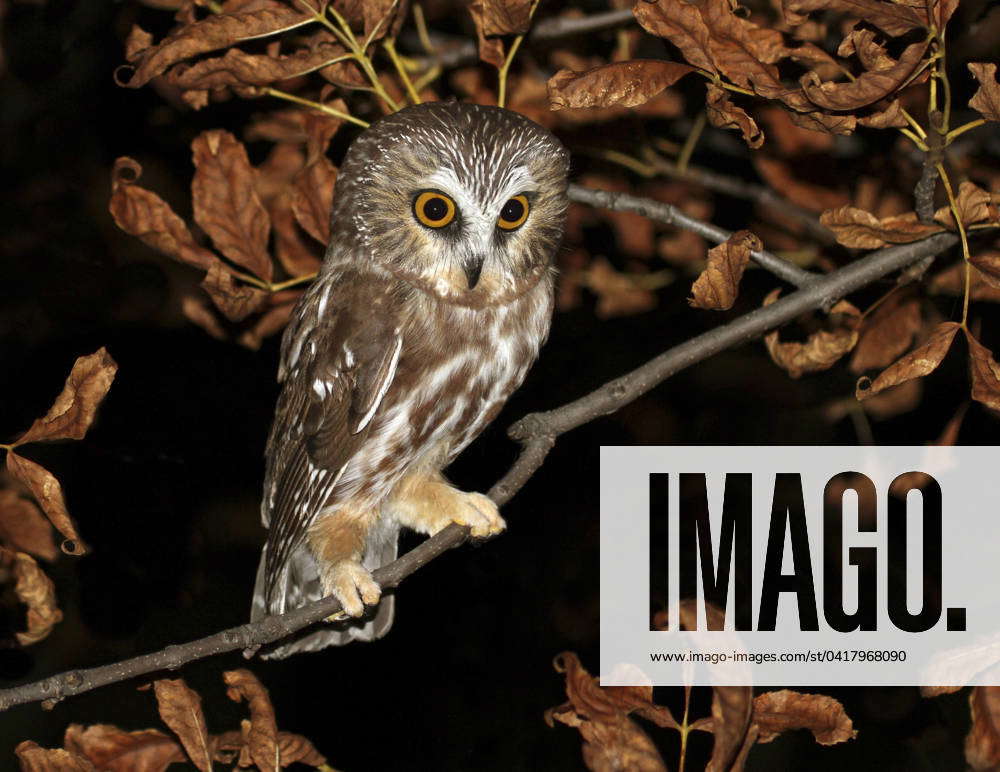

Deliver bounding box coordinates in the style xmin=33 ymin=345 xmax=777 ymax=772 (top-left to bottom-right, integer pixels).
xmin=599 ymin=447 xmax=999 ymax=687
xmin=648 ymin=471 xmax=965 ymax=634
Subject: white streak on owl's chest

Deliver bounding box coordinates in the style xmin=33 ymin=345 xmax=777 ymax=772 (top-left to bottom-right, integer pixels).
xmin=333 ymin=281 xmax=552 ymax=507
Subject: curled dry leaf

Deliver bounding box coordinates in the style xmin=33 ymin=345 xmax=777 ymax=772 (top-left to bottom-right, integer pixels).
xmin=467 ymin=0 xmax=507 ymax=69
xmin=930 ymin=261 xmax=1000 ymax=303
xmin=0 ymin=489 xmax=58 ymax=562
xmin=705 ymin=86 xmax=763 ymax=149
xmin=819 ymin=206 xmax=944 ymax=249
xmin=109 ymin=158 xmax=220 ymax=273
xmin=849 ymin=295 xmax=921 ymax=373
xmin=63 ymin=724 xmax=186 ymax=772
xmin=967 ymin=685 xmax=1000 ymax=770
xmin=764 ymin=291 xmax=860 ymax=378
xmin=121 ymin=6 xmax=313 ymax=88
xmin=933 ymin=181 xmax=996 ymax=230
xmin=4 ymin=549 xmax=62 ymax=646
xmin=14 ymin=742 xmax=96 ymax=772
xmin=547 ymin=60 xmax=695 ymax=111
xmin=212 ymin=729 xmax=328 ymax=767
xmin=546 ymin=652 xmax=673 ymax=772
xmin=223 ymin=669 xmax=279 ymax=772
xmin=856 ymin=321 xmax=960 ymax=401
xmin=969 ymin=63 xmax=1000 ymax=123
xmin=690 ymin=230 xmax=761 ymax=311
xmin=479 ymin=0 xmax=533 ymax=36
xmin=152 ymin=679 xmax=213 ymax=772
xmin=167 ymin=42 xmax=350 ymax=91
xmin=191 ymin=130 xmax=273 ymax=282
xmin=708 ymin=685 xmax=754 ymax=772
xmin=971 ymin=254 xmax=1000 ymax=289
xmin=964 ymin=330 xmax=1000 ymax=412
xmin=5 ymin=453 xmax=86 ymax=555
xmin=801 ymin=40 xmax=926 ymax=111
xmin=16 ymin=349 xmax=118 ymax=445
xmin=201 ymin=262 xmax=269 ymax=322
xmin=781 ymin=0 xmax=926 ymax=37
xmin=752 ymin=689 xmax=857 ymax=745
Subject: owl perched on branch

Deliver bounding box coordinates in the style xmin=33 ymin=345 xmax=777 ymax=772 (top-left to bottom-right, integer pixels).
xmin=251 ymin=102 xmax=570 ymax=657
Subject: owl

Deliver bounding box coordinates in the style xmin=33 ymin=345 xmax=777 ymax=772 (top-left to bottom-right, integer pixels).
xmin=251 ymin=101 xmax=570 ymax=657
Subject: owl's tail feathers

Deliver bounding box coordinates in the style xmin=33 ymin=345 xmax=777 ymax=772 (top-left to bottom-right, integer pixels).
xmin=250 ymin=541 xmax=397 ymax=660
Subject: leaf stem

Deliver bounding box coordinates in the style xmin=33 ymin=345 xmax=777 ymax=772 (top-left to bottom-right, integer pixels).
xmin=269 ymin=273 xmax=318 ymax=292
xmin=264 ymin=87 xmax=370 ymax=128
xmin=497 ymin=0 xmax=540 ymax=108
xmin=676 ymin=111 xmax=706 ymax=173
xmin=947 ymin=119 xmax=987 ymax=143
xmin=384 ymin=37 xmax=421 ymax=104
xmin=937 ymin=163 xmax=971 ymax=327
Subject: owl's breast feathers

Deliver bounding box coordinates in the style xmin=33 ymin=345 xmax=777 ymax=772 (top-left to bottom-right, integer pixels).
xmin=260 ymin=259 xmax=553 ymax=607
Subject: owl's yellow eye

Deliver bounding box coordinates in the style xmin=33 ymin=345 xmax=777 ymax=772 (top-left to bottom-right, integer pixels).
xmin=413 ymin=191 xmax=456 ymax=228
xmin=497 ymin=194 xmax=530 ymax=231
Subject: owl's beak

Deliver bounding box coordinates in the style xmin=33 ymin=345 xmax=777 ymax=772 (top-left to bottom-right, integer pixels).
xmin=463 ymin=256 xmax=484 ymax=289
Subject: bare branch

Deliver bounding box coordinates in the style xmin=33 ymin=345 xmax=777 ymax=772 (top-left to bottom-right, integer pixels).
xmin=567 ymin=184 xmax=820 ymax=289
xmin=0 ymin=197 xmax=957 ymax=713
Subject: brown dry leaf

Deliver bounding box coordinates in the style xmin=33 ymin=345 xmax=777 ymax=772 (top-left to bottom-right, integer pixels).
xmin=782 ymin=0 xmax=926 ymax=37
xmin=16 ymin=349 xmax=117 ymax=445
xmin=63 ymin=724 xmax=186 ymax=772
xmin=211 ymin=728 xmax=327 ymax=766
xmin=167 ymin=42 xmax=350 ymax=91
xmin=850 ymin=295 xmax=921 ymax=373
xmin=690 ymin=230 xmax=761 ymax=310
xmin=5 ymin=549 xmax=62 ymax=645
xmin=965 ymin=330 xmax=1000 ymax=412
xmin=15 ymin=742 xmax=96 ymax=771
xmin=705 ymin=85 xmax=763 ymax=149
xmin=201 ymin=262 xmax=269 ymax=322
xmin=758 ymin=107 xmax=835 ymax=154
xmin=239 ymin=298 xmax=300 ymax=350
xmin=0 ymin=489 xmax=58 ymax=561
xmin=707 ymin=686 xmax=754 ymax=772
xmin=223 ymin=669 xmax=279 ymax=772
xmin=191 ymin=130 xmax=273 ymax=282
xmin=291 ymin=157 xmax=339 ymax=245
xmin=480 ymin=0 xmax=533 ymax=36
xmin=801 ymin=41 xmax=926 ymax=111
xmin=930 ymin=261 xmax=1000 ymax=303
xmin=5 ymin=453 xmax=86 ymax=555
xmin=583 ymin=258 xmax=658 ymax=318
xmin=109 ymin=158 xmax=220 ymax=273
xmin=934 ymin=181 xmax=996 ymax=229
xmin=545 ymin=652 xmax=674 ymax=772
xmin=152 ymin=679 xmax=213 ymax=772
xmin=820 ymin=206 xmax=944 ymax=248
xmin=856 ymin=321 xmax=960 ymax=400
xmin=971 ymin=254 xmax=1000 ymax=289
xmin=764 ymin=292 xmax=861 ymax=378
xmin=181 ymin=295 xmax=229 ymax=342
xmin=467 ymin=0 xmax=506 ymax=69
xmin=968 ymin=685 xmax=1000 ymax=769
xmin=361 ymin=0 xmax=409 ymax=42
xmin=787 ymin=109 xmax=857 ymax=136
xmin=547 ymin=60 xmax=695 ymax=110
xmin=121 ymin=6 xmax=313 ymax=88
xmin=858 ymin=99 xmax=909 ymax=129
xmin=753 ymin=689 xmax=857 ymax=745
xmin=969 ymin=63 xmax=1000 ymax=123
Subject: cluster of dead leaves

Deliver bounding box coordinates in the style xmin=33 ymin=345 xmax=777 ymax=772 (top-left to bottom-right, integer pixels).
xmin=546 ymin=651 xmax=855 ymax=772
xmin=15 ymin=669 xmax=329 ymax=772
xmin=545 ymin=0 xmax=978 ymax=148
xmin=0 ymin=349 xmax=117 ymax=648
xmin=109 ymin=108 xmax=350 ymax=347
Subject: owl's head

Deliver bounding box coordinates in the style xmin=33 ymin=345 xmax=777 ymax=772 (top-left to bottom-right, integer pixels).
xmin=330 ymin=102 xmax=570 ymax=307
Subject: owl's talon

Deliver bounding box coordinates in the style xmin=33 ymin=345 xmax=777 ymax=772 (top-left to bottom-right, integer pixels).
xmin=454 ymin=492 xmax=506 ymax=539
xmin=320 ymin=560 xmax=381 ymax=620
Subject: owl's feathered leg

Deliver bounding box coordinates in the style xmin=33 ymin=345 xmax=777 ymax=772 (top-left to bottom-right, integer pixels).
xmin=387 ymin=471 xmax=507 ymax=538
xmin=307 ymin=505 xmax=382 ymax=617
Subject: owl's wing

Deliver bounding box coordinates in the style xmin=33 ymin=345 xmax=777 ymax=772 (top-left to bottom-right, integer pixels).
xmin=261 ymin=298 xmax=402 ymax=609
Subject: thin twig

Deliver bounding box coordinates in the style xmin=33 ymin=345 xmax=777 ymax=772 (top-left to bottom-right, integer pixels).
xmin=567 ymin=184 xmax=819 ymax=289
xmin=0 ymin=226 xmax=957 ymax=713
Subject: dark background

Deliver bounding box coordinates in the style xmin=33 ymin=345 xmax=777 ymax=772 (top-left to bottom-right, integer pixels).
xmin=0 ymin=1 xmax=990 ymax=768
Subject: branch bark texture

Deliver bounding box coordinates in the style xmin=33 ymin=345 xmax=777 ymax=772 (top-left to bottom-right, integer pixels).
xmin=0 ymin=190 xmax=957 ymax=713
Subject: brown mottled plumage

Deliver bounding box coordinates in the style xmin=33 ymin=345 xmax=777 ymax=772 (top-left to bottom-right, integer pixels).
xmin=251 ymin=102 xmax=569 ymax=657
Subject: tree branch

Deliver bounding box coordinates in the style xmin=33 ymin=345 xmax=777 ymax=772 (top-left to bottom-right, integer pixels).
xmin=0 ymin=193 xmax=957 ymax=713
xmin=567 ymin=184 xmax=820 ymax=289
